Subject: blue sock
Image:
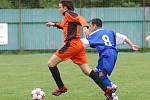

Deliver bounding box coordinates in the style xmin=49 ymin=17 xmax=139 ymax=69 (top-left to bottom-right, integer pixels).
xmin=100 ymin=75 xmax=112 ymax=87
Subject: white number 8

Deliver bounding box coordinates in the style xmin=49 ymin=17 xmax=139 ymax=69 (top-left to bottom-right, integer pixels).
xmin=102 ymin=35 xmax=112 ymax=46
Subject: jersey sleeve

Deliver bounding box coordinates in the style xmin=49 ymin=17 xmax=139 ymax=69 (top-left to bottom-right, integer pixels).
xmin=80 ymin=38 xmax=90 ymax=48
xmin=65 ymin=11 xmax=88 ymax=28
xmin=76 ymin=16 xmax=88 ymax=28
xmin=116 ymin=32 xmax=127 ymax=45
xmin=55 ymin=22 xmax=64 ymax=29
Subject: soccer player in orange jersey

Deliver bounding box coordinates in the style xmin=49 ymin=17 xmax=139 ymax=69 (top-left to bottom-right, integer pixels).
xmin=46 ymin=0 xmax=113 ymax=98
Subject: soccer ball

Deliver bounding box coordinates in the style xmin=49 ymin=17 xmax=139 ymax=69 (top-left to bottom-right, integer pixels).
xmin=31 ymin=88 xmax=45 ymax=100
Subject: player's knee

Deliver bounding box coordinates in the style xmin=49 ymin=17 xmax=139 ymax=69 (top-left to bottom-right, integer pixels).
xmin=81 ymin=68 xmax=92 ymax=76
xmin=82 ymin=70 xmax=89 ymax=76
xmin=80 ymin=65 xmax=92 ymax=76
xmin=48 ymin=61 xmax=55 ymax=68
xmin=99 ymin=72 xmax=106 ymax=77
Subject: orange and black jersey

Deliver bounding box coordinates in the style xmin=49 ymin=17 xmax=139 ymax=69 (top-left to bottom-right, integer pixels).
xmin=54 ymin=10 xmax=88 ymax=63
xmin=54 ymin=10 xmax=88 ymax=43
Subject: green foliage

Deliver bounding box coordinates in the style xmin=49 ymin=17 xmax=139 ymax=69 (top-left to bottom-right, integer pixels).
xmin=39 ymin=0 xmax=59 ymax=8
xmin=22 ymin=0 xmax=41 ymax=8
xmin=0 ymin=0 xmax=14 ymax=9
xmin=80 ymin=0 xmax=144 ymax=7
xmin=0 ymin=0 xmax=150 ymax=8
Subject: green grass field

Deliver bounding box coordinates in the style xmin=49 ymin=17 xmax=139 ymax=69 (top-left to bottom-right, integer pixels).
xmin=0 ymin=53 xmax=150 ymax=100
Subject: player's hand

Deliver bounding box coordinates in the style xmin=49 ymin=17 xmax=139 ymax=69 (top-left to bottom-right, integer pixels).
xmin=131 ymin=45 xmax=140 ymax=51
xmin=83 ymin=27 xmax=89 ymax=36
xmin=145 ymin=35 xmax=150 ymax=42
xmin=46 ymin=22 xmax=55 ymax=27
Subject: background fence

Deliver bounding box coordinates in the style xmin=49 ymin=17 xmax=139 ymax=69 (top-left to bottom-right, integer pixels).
xmin=0 ymin=0 xmax=150 ymax=51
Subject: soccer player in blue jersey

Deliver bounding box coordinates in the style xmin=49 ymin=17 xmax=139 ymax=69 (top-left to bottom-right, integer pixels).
xmin=81 ymin=18 xmax=139 ymax=100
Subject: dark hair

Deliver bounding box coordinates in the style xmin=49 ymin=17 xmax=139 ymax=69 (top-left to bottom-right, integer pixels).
xmin=60 ymin=0 xmax=74 ymax=11
xmin=90 ymin=18 xmax=102 ymax=27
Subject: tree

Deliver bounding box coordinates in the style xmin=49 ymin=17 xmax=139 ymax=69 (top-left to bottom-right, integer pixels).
xmin=0 ymin=0 xmax=14 ymax=9
xmin=39 ymin=0 xmax=59 ymax=8
xmin=0 ymin=0 xmax=150 ymax=9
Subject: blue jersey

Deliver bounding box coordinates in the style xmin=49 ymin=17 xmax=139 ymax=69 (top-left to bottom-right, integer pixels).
xmin=87 ymin=27 xmax=118 ymax=75
xmin=87 ymin=28 xmax=117 ymax=52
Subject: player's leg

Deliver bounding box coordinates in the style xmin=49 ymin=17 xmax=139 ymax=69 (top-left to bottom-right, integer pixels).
xmin=96 ymin=49 xmax=118 ymax=86
xmin=49 ymin=43 xmax=82 ymax=96
xmin=95 ymin=59 xmax=112 ymax=90
xmin=96 ymin=49 xmax=118 ymax=99
xmin=48 ymin=54 xmax=63 ymax=88
xmin=48 ymin=54 xmax=67 ymax=96
xmin=111 ymin=83 xmax=119 ymax=100
xmin=71 ymin=47 xmax=110 ymax=92
xmin=96 ymin=69 xmax=113 ymax=100
xmin=78 ymin=64 xmax=113 ymax=100
xmin=100 ymin=78 xmax=118 ymax=100
xmin=98 ymin=72 xmax=113 ymax=100
xmin=79 ymin=64 xmax=107 ymax=91
xmin=111 ymin=82 xmax=118 ymax=93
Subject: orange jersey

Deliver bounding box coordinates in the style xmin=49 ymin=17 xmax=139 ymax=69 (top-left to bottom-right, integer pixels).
xmin=54 ymin=10 xmax=88 ymax=64
xmin=55 ymin=10 xmax=88 ymax=43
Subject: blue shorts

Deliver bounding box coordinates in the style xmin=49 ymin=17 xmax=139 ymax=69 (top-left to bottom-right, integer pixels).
xmin=95 ymin=49 xmax=118 ymax=76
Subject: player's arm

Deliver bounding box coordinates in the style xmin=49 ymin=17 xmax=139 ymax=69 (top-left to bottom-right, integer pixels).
xmin=76 ymin=16 xmax=89 ymax=36
xmin=116 ymin=32 xmax=139 ymax=51
xmin=124 ymin=36 xmax=139 ymax=51
xmin=46 ymin=22 xmax=64 ymax=29
xmin=145 ymin=35 xmax=150 ymax=42
xmin=80 ymin=38 xmax=90 ymax=48
xmin=116 ymin=32 xmax=127 ymax=45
